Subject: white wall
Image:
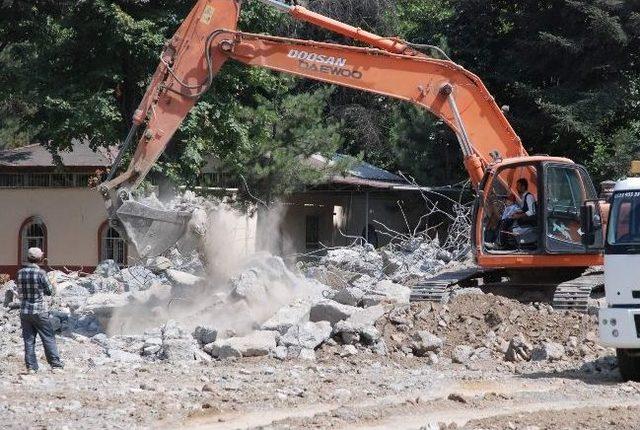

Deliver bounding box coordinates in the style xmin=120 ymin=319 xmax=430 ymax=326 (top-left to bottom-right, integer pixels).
xmin=0 ymin=188 xmax=259 ymax=272
xmin=0 ymin=188 xmax=109 ymax=268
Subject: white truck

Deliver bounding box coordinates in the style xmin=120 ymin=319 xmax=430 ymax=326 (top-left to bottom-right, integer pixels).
xmin=583 ymin=177 xmax=640 ymax=381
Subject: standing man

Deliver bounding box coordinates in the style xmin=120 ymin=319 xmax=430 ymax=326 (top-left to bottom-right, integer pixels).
xmin=17 ymin=247 xmax=63 ymax=373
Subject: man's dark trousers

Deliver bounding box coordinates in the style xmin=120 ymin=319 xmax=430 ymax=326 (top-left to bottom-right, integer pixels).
xmin=20 ymin=313 xmax=62 ymax=370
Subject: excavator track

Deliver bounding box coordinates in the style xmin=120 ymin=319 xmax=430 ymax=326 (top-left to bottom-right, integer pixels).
xmin=411 ymin=267 xmax=604 ymax=313
xmin=551 ymin=271 xmax=604 ymax=313
xmin=410 ymin=267 xmax=484 ymax=302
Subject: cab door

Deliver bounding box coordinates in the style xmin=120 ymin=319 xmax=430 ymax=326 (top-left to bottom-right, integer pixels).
xmin=543 ymin=163 xmax=598 ymax=253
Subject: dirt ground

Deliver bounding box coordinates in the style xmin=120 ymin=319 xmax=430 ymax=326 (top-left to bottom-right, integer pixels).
xmin=1 ymin=332 xmax=639 ymax=430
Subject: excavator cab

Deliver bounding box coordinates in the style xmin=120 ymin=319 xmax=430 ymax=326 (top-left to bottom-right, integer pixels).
xmin=475 ymin=157 xmax=601 ymax=265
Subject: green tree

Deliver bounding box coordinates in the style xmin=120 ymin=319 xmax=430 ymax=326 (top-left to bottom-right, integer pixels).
xmin=0 ymin=0 xmax=348 ymax=202
xmin=168 ymin=83 xmax=344 ymax=204
xmin=445 ymin=0 xmax=640 ymax=181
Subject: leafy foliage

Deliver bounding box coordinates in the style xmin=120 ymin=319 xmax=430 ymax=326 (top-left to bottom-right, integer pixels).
xmin=2 ymin=0 xmax=640 ymax=200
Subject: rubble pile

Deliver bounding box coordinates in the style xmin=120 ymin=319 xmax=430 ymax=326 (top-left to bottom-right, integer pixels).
xmin=0 ymin=253 xmax=608 ymax=372
xmin=304 ymin=235 xmax=471 ymax=290
xmin=368 ymin=292 xmax=607 ymax=370
xmin=0 ymin=192 xmax=608 ymax=374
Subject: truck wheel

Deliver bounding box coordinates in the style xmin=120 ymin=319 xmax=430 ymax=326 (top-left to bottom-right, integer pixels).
xmin=616 ymin=349 xmax=640 ymax=381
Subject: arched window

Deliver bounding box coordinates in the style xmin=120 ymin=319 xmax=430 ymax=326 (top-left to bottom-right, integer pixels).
xmin=99 ymin=222 xmax=127 ymax=265
xmin=19 ymin=217 xmax=47 ymax=265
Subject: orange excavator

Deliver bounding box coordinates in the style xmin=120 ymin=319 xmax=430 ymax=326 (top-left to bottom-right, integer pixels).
xmin=99 ymin=0 xmax=605 ymax=311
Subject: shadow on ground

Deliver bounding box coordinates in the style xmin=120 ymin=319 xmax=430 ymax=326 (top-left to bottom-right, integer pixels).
xmin=519 ymin=355 xmax=622 ymax=386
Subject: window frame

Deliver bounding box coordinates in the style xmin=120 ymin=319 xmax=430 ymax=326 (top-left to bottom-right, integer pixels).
xmin=543 ymin=163 xmax=597 ymax=254
xmin=98 ymin=221 xmax=128 ymax=265
xmin=605 ymin=190 xmax=640 ymax=254
xmin=18 ymin=216 xmax=48 ymax=266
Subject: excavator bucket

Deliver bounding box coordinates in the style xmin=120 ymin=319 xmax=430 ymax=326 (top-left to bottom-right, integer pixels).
xmin=115 ymin=200 xmax=192 ymax=259
xmin=97 ymin=0 xmax=243 ymax=258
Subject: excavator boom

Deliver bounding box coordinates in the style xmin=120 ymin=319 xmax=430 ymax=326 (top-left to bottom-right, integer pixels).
xmin=99 ymin=0 xmax=526 ymax=257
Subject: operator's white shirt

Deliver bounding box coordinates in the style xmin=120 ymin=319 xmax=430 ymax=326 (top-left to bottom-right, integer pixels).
xmin=502 ymin=204 xmax=519 ymax=220
xmin=522 ymin=192 xmax=536 ymax=217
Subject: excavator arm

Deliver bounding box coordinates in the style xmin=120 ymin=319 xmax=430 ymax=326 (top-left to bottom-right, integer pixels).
xmin=213 ymin=31 xmax=526 ymax=182
xmin=99 ymin=0 xmax=526 ymax=257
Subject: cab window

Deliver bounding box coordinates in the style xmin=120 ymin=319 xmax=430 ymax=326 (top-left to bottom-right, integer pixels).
xmin=545 ymin=165 xmax=596 ymax=252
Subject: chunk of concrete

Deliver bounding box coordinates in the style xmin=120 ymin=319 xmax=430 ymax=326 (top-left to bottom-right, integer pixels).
xmin=280 ymin=321 xmax=332 ymax=350
xmin=162 ymin=320 xmax=187 ymax=340
xmin=452 ymin=345 xmax=474 ymax=364
xmin=531 ymin=341 xmax=565 ymax=362
xmin=165 ymin=269 xmax=203 ymax=288
xmin=505 ymin=334 xmax=533 ymax=362
xmin=161 ymin=339 xmax=197 ymax=361
xmin=333 ymin=305 xmax=385 ymax=344
xmin=94 ymin=260 xmax=121 ymax=278
xmin=147 ymin=256 xmax=174 ymax=274
xmin=144 ymin=337 xmax=162 ymax=347
xmin=207 ymin=331 xmax=277 ymax=359
xmin=360 ymin=326 xmax=381 ymax=345
xmin=345 ymin=305 xmax=385 ymax=329
xmin=273 ymin=345 xmax=288 ymax=360
xmin=298 ymin=348 xmax=316 ymax=361
xmin=107 ymin=349 xmax=143 ymax=363
xmin=332 ymin=287 xmax=365 ymax=307
xmin=143 ymin=345 xmax=162 ymax=356
xmin=310 ymin=300 xmax=358 ymax=326
xmin=411 ymin=331 xmax=443 ymax=356
xmin=261 ymin=301 xmax=311 ymax=334
xmin=193 ymin=326 xmax=218 ymax=345
xmin=362 ymin=280 xmax=410 ymax=306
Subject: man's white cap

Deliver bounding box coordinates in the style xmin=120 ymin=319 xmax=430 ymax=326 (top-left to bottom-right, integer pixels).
xmin=28 ymin=247 xmax=44 ymax=260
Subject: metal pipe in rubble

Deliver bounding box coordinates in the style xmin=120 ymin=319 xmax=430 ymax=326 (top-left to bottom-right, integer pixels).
xmin=254 ymin=0 xmax=413 ymax=55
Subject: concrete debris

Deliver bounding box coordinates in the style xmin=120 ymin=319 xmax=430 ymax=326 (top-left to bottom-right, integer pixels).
xmin=451 ymin=344 xmax=474 ymax=364
xmin=319 ymin=246 xmax=384 ymax=278
xmin=310 ymin=300 xmax=359 ymax=326
xmin=161 ymin=338 xmax=197 ymax=361
xmin=332 ymin=287 xmax=365 ymax=307
xmin=333 ymin=305 xmax=385 ymax=345
xmin=2 ymin=281 xmax=19 ymax=309
xmin=411 ymin=331 xmax=444 ymax=357
xmin=94 ymin=260 xmax=121 ymax=278
xmin=279 ymin=321 xmax=332 ymax=350
xmin=362 ymin=280 xmax=410 ymax=306
xmin=531 ymin=341 xmax=566 ymax=362
xmin=260 ymin=301 xmax=311 ymax=334
xmin=107 ymin=349 xmax=144 ymax=363
xmin=297 ymin=348 xmax=317 ymax=361
xmin=505 ymin=334 xmax=533 ymax=363
xmin=193 ymin=326 xmax=218 ymax=345
xmin=147 ymin=256 xmax=173 ymax=274
xmin=341 ymin=344 xmax=358 ymax=357
xmin=206 ymin=331 xmax=278 ymax=359
xmin=360 ymin=326 xmax=381 ymax=345
xmin=305 ymin=229 xmax=471 ymax=288
xmin=0 ymin=188 xmax=612 ymax=403
xmin=165 ymin=269 xmax=203 ymax=289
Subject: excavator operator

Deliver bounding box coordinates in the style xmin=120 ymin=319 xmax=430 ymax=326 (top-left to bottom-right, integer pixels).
xmin=489 ymin=178 xmax=537 ymax=249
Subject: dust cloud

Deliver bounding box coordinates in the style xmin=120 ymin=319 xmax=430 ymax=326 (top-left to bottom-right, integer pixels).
xmin=106 ymin=197 xmax=321 ymax=338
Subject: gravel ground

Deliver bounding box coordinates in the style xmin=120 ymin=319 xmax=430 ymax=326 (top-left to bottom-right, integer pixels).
xmin=0 ymin=245 xmax=633 ymax=430
xmin=1 ymin=329 xmax=640 ymax=430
